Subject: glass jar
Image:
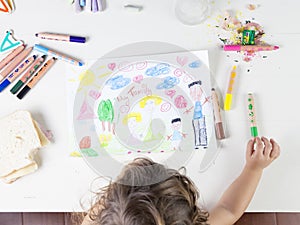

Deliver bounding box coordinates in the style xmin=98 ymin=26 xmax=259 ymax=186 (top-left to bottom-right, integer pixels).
xmin=175 ymin=0 xmax=211 ymax=25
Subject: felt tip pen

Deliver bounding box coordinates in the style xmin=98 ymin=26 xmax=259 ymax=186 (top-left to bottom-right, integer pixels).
xmin=224 ymin=45 xmax=279 ymax=52
xmin=224 ymin=65 xmax=237 ymax=111
xmin=17 ymin=57 xmax=57 ymax=99
xmin=10 ymin=55 xmax=46 ymax=94
xmin=0 ymin=55 xmax=37 ymax=92
xmin=34 ymin=44 xmax=84 ymax=66
xmin=35 ymin=32 xmax=86 ymax=43
xmin=247 ymin=93 xmax=258 ymax=137
xmin=211 ymin=88 xmax=225 ymax=140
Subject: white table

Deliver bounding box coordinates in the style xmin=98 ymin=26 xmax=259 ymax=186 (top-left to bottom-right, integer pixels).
xmin=0 ymin=0 xmax=299 ymax=212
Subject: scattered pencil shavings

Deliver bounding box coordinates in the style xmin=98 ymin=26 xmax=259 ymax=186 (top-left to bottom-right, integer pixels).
xmin=247 ymin=4 xmax=258 ymax=11
xmin=215 ymin=11 xmax=276 ymax=62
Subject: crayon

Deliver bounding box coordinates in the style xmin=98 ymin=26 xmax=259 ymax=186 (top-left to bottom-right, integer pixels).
xmin=211 ymin=88 xmax=225 ymax=140
xmin=17 ymin=57 xmax=57 ymax=99
xmin=0 ymin=45 xmax=25 ymax=71
xmin=224 ymin=45 xmax=279 ymax=52
xmin=0 ymin=47 xmax=33 ymax=82
xmin=35 ymin=32 xmax=86 ymax=43
xmin=247 ymin=93 xmax=258 ymax=137
xmin=34 ymin=44 xmax=84 ymax=66
xmin=224 ymin=65 xmax=237 ymax=111
xmin=0 ymin=55 xmax=37 ymax=92
xmin=10 ymin=55 xmax=46 ymax=94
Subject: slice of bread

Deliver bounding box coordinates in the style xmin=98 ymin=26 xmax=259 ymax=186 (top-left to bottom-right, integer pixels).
xmin=0 ymin=111 xmax=49 ymax=183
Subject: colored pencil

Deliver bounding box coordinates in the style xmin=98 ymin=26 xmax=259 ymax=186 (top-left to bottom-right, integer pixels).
xmin=10 ymin=55 xmax=46 ymax=94
xmin=0 ymin=55 xmax=37 ymax=92
xmin=0 ymin=45 xmax=25 ymax=71
xmin=211 ymin=88 xmax=225 ymax=140
xmin=34 ymin=44 xmax=84 ymax=66
xmin=0 ymin=47 xmax=33 ymax=82
xmin=17 ymin=57 xmax=57 ymax=99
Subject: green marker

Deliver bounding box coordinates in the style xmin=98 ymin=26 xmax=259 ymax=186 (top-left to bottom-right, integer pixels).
xmin=248 ymin=93 xmax=258 ymax=137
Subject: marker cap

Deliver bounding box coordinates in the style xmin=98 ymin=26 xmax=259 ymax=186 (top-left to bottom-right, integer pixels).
xmin=251 ymin=126 xmax=258 ymax=137
xmin=224 ymin=94 xmax=232 ymax=111
xmin=10 ymin=80 xmax=24 ymax=94
xmin=34 ymin=44 xmax=49 ymax=54
xmin=70 ymin=36 xmax=86 ymax=43
xmin=0 ymin=79 xmax=11 ymax=92
xmin=17 ymin=85 xmax=31 ymax=99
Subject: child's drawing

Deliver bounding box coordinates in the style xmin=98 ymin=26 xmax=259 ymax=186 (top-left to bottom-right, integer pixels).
xmin=123 ymin=112 xmax=143 ymax=146
xmin=70 ymin=136 xmax=98 ymax=157
xmin=69 ymin=51 xmax=216 ymax=160
xmin=139 ymin=95 xmax=163 ymax=142
xmin=97 ymin=99 xmax=114 ymax=133
xmin=188 ymin=80 xmax=208 ymax=148
xmin=168 ymin=118 xmax=186 ymax=150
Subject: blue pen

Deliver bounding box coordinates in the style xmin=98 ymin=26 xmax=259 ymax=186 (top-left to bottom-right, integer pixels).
xmin=34 ymin=44 xmax=84 ymax=66
xmin=0 ymin=55 xmax=37 ymax=92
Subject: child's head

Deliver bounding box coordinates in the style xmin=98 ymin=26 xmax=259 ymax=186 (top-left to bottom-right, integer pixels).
xmin=171 ymin=118 xmax=182 ymax=131
xmin=86 ymin=158 xmax=208 ymax=225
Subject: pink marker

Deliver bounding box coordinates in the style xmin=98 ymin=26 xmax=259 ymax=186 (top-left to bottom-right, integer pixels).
xmin=224 ymin=45 xmax=279 ymax=52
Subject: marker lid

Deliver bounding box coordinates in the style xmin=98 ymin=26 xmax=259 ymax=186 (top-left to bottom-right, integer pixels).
xmin=17 ymin=85 xmax=31 ymax=99
xmin=251 ymin=126 xmax=258 ymax=137
xmin=10 ymin=80 xmax=24 ymax=94
xmin=70 ymin=36 xmax=86 ymax=43
xmin=0 ymin=79 xmax=11 ymax=92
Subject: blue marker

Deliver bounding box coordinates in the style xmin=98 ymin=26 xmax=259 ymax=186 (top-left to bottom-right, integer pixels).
xmin=34 ymin=44 xmax=84 ymax=66
xmin=0 ymin=55 xmax=37 ymax=92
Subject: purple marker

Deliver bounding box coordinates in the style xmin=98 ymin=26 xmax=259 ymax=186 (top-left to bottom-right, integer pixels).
xmin=91 ymin=0 xmax=99 ymax=12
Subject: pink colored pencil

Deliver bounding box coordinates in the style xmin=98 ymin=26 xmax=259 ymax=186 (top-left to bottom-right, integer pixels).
xmin=0 ymin=47 xmax=33 ymax=82
xmin=224 ymin=45 xmax=279 ymax=52
xmin=0 ymin=45 xmax=25 ymax=71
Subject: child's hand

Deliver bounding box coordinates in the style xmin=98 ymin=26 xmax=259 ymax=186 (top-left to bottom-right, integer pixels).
xmin=245 ymin=137 xmax=280 ymax=172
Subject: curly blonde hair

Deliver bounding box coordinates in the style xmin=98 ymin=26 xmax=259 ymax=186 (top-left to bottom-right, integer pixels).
xmin=76 ymin=158 xmax=208 ymax=225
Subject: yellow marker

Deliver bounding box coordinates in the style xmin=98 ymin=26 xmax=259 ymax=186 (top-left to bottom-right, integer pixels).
xmin=224 ymin=65 xmax=237 ymax=110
